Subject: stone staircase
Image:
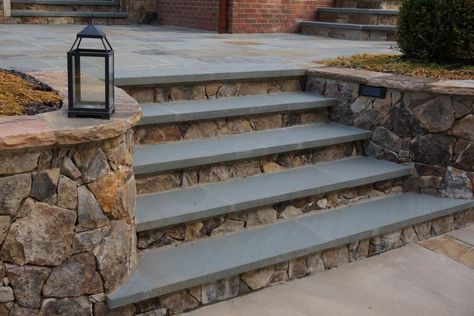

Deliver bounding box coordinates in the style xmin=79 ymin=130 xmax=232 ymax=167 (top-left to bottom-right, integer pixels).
xmin=7 ymin=0 xmax=128 ymax=24
xmin=106 ymin=67 xmax=474 ymax=314
xmin=300 ymin=0 xmax=401 ymax=41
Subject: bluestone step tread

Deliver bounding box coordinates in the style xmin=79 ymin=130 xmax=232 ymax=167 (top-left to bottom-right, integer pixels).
xmin=300 ymin=21 xmax=395 ymax=31
xmin=12 ymin=0 xmax=120 ymax=5
xmin=115 ymin=64 xmax=306 ymax=86
xmin=139 ymin=92 xmax=337 ymax=125
xmin=136 ymin=157 xmax=412 ymax=231
xmin=318 ymin=7 xmax=399 ymax=14
xmin=109 ymin=193 xmax=474 ymax=308
xmin=11 ymin=10 xmax=128 ymax=17
xmin=133 ymin=123 xmax=371 ymax=175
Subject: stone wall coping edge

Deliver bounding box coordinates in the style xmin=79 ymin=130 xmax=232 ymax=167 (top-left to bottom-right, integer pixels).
xmin=308 ymin=66 xmax=474 ymax=96
xmin=0 ymin=71 xmax=142 ymax=151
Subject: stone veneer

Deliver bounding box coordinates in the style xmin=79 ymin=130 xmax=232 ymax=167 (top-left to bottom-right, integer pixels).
xmin=0 ymin=72 xmax=141 ymax=315
xmin=306 ymin=67 xmax=474 ymax=200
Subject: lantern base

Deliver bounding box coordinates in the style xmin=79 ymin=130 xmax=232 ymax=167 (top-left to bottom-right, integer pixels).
xmin=68 ymin=110 xmax=114 ymax=119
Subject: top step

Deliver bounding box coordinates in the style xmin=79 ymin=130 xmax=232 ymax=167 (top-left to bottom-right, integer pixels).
xmin=115 ymin=64 xmax=307 ymax=87
xmin=108 ymin=193 xmax=474 ymax=308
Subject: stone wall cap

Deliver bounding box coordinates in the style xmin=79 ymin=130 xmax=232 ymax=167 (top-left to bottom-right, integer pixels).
xmin=307 ymin=67 xmax=474 ymax=96
xmin=0 ymin=71 xmax=141 ymax=151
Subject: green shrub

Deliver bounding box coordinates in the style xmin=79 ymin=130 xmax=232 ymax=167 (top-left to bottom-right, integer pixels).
xmin=397 ymin=0 xmax=474 ymax=63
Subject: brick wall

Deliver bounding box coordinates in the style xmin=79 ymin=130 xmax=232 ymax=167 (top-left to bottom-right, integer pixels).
xmin=155 ymin=0 xmax=335 ymax=33
xmin=157 ymin=0 xmax=219 ymax=32
xmin=228 ymin=0 xmax=335 ymax=33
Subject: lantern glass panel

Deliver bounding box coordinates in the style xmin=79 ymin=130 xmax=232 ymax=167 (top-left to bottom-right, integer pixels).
xmin=108 ymin=53 xmax=115 ymax=108
xmin=72 ymin=55 xmax=107 ymax=110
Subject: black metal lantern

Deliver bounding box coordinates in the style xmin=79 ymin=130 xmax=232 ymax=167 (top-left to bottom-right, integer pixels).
xmin=67 ymin=23 xmax=114 ymax=119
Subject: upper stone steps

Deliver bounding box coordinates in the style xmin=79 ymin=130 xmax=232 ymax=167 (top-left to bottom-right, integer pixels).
xmin=135 ymin=157 xmax=411 ymax=232
xmin=300 ymin=20 xmax=396 ymax=41
xmin=300 ymin=0 xmax=399 ymax=40
xmin=108 ymin=193 xmax=474 ymax=308
xmin=317 ymin=7 xmax=398 ymax=26
xmin=335 ymin=0 xmax=402 ymax=9
xmin=133 ymin=123 xmax=371 ymax=176
xmin=138 ymin=92 xmax=337 ymax=126
xmin=9 ymin=0 xmax=127 ymax=23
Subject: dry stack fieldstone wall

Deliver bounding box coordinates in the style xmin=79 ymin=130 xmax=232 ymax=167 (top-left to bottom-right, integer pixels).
xmin=306 ymin=67 xmax=474 ymax=200
xmin=0 ymin=72 xmax=140 ymax=315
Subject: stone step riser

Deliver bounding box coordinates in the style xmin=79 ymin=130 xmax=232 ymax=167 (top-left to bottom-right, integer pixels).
xmin=135 ymin=107 xmax=328 ymax=146
xmin=130 ymin=209 xmax=474 ymax=315
xmin=135 ymin=142 xmax=360 ymax=195
xmin=138 ymin=179 xmax=404 ymax=251
xmin=12 ymin=4 xmax=122 ymax=11
xmin=301 ymin=24 xmax=396 ymax=41
xmin=121 ymin=78 xmax=306 ymax=105
xmin=4 ymin=16 xmax=128 ymax=24
xmin=335 ymin=0 xmax=402 ymax=9
xmin=317 ymin=11 xmax=398 ymax=26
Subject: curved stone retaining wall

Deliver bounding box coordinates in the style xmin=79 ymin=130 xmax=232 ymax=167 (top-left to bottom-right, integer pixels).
xmin=306 ymin=67 xmax=474 ymax=199
xmin=0 ymin=72 xmax=140 ymax=315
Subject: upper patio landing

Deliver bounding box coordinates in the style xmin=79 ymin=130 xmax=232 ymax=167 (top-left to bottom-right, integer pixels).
xmin=0 ymin=24 xmax=395 ymax=77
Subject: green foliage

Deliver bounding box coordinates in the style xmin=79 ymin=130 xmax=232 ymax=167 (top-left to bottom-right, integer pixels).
xmin=397 ymin=0 xmax=474 ymax=63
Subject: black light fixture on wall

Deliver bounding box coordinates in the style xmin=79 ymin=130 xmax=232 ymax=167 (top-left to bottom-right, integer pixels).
xmin=67 ymin=22 xmax=115 ymax=119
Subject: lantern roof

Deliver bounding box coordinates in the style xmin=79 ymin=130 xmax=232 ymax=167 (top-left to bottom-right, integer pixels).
xmin=77 ymin=24 xmax=107 ymax=39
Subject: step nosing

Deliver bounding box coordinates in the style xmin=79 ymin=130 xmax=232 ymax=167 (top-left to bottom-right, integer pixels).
xmin=300 ymin=21 xmax=396 ymax=31
xmin=318 ymin=7 xmax=399 ymax=15
xmin=133 ymin=123 xmax=371 ymax=175
xmin=108 ymin=193 xmax=474 ymax=308
xmin=135 ymin=157 xmax=411 ymax=231
xmin=138 ymin=93 xmax=337 ymax=126
xmin=12 ymin=0 xmax=120 ymax=5
xmin=115 ymin=65 xmax=307 ymax=87
xmin=11 ymin=10 xmax=128 ymax=17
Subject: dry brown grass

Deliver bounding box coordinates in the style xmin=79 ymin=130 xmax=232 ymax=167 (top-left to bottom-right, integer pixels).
xmin=318 ymin=54 xmax=474 ymax=80
xmin=0 ymin=70 xmax=62 ymax=117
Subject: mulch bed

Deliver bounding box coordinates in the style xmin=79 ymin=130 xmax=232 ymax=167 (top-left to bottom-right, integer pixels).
xmin=0 ymin=69 xmax=62 ymax=117
xmin=317 ymin=54 xmax=474 ymax=80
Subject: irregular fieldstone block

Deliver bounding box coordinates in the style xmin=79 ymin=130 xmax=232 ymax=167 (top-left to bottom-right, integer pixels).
xmin=389 ymin=105 xmax=426 ymax=137
xmin=76 ymin=186 xmax=109 ymax=232
xmin=38 ymin=296 xmax=91 ymax=316
xmin=88 ymin=170 xmax=135 ymax=223
xmin=57 ymin=175 xmax=77 ymax=210
xmin=410 ymin=134 xmax=454 ymax=165
xmin=81 ymin=148 xmax=110 ymax=183
xmin=201 ymin=276 xmax=239 ymax=304
xmin=60 ymin=156 xmax=81 ymax=180
xmin=450 ymin=114 xmax=474 ymax=140
xmin=96 ymin=220 xmax=131 ymax=291
xmin=412 ymin=96 xmax=454 ymax=132
xmin=43 ymin=253 xmax=102 ymax=297
xmin=439 ymin=167 xmax=473 ymax=199
xmin=241 ymin=266 xmax=274 ymax=290
xmin=31 ymin=168 xmax=59 ymax=202
xmin=6 ymin=264 xmax=50 ymax=309
xmin=372 ymin=126 xmax=402 ymax=152
xmin=160 ymin=290 xmax=198 ymax=314
xmin=0 ymin=174 xmax=31 ymax=216
xmin=0 ymin=151 xmax=40 ymax=176
xmin=72 ymin=229 xmax=102 ymax=254
xmin=1 ymin=202 xmax=76 ymax=266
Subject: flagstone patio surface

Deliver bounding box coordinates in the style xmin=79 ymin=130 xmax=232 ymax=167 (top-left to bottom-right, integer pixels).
xmin=0 ymin=24 xmax=395 ymax=74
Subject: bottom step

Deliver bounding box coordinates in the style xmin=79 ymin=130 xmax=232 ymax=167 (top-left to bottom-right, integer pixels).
xmin=300 ymin=21 xmax=396 ymax=41
xmin=108 ymin=193 xmax=473 ymax=308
